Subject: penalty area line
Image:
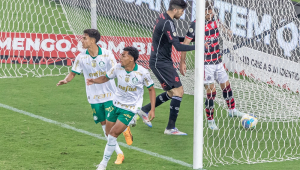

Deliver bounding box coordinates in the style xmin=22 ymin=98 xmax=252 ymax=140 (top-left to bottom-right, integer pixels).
xmin=0 ymin=103 xmax=192 ymax=168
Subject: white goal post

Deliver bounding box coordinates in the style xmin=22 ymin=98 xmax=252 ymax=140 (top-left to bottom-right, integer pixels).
xmin=1 ymin=0 xmax=300 ymax=168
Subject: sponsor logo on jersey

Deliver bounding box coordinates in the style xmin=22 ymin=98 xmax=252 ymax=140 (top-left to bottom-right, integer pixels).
xmin=99 ymin=61 xmax=105 ymax=68
xmin=93 ymin=92 xmax=112 ymax=99
xmin=91 ymin=60 xmax=97 ymax=68
xmin=118 ymin=85 xmax=137 ymax=92
xmin=125 ymin=75 xmax=130 ymax=82
xmin=132 ymin=77 xmax=138 ymax=84
xmin=89 ymin=71 xmax=106 ymax=77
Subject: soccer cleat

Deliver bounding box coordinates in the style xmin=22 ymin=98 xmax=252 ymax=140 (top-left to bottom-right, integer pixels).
xmin=128 ymin=115 xmax=138 ymax=127
xmin=114 ymin=153 xmax=124 ymax=164
xmin=228 ymin=109 xmax=246 ymax=118
xmin=208 ymin=120 xmax=219 ymax=130
xmin=96 ymin=164 xmax=106 ymax=170
xmin=137 ymin=110 xmax=152 ymax=128
xmin=164 ymin=127 xmax=187 ymax=135
xmin=123 ymin=126 xmax=133 ymax=145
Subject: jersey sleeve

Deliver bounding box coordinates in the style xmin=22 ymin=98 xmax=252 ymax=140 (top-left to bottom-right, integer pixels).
xmin=186 ymin=21 xmax=196 ymax=40
xmin=163 ymin=20 xmax=180 ymax=44
xmin=163 ymin=20 xmax=195 ymax=52
xmin=143 ymin=70 xmax=154 ymax=88
xmin=106 ymin=65 xmax=117 ymax=79
xmin=107 ymin=51 xmax=117 ymax=70
xmin=71 ymin=55 xmax=82 ymax=75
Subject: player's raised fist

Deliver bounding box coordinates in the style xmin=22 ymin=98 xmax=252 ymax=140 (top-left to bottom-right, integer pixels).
xmin=86 ymin=78 xmax=94 ymax=85
xmin=56 ymin=80 xmax=68 ymax=86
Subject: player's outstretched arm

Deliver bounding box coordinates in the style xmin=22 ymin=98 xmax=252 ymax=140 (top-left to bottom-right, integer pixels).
xmin=86 ymin=76 xmax=109 ymax=85
xmin=56 ymin=72 xmax=76 ymax=86
xmin=180 ymin=37 xmax=193 ymax=76
xmin=147 ymin=86 xmax=156 ymax=121
xmin=164 ymin=21 xmax=195 ymax=52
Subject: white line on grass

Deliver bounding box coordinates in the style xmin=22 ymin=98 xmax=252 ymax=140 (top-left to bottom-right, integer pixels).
xmin=0 ymin=103 xmax=192 ymax=168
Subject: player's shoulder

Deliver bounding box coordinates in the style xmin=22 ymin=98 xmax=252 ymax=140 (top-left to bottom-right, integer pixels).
xmin=75 ymin=50 xmax=88 ymax=59
xmin=136 ymin=64 xmax=149 ymax=74
xmin=100 ymin=47 xmax=112 ymax=55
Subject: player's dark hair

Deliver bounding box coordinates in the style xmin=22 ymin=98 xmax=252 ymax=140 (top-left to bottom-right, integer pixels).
xmin=123 ymin=46 xmax=139 ymax=62
xmin=168 ymin=0 xmax=187 ymax=11
xmin=206 ymin=0 xmax=214 ymax=10
xmin=83 ymin=29 xmax=101 ymax=43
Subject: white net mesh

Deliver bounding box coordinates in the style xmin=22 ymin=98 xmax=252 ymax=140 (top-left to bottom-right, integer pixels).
xmin=1 ymin=0 xmax=300 ymax=168
xmin=0 ymin=0 xmax=76 ymax=78
xmin=203 ymin=0 xmax=300 ymax=167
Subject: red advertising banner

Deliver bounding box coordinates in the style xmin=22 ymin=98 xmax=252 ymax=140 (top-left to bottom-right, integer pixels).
xmin=0 ymin=32 xmax=181 ymax=68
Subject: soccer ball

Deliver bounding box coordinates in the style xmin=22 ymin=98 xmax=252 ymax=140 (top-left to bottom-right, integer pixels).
xmin=240 ymin=114 xmax=258 ymax=130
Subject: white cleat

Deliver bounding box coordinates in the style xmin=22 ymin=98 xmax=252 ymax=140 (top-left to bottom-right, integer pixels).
xmin=137 ymin=110 xmax=152 ymax=128
xmin=164 ymin=127 xmax=187 ymax=135
xmin=208 ymin=120 xmax=219 ymax=130
xmin=228 ymin=109 xmax=246 ymax=118
xmin=96 ymin=164 xmax=106 ymax=170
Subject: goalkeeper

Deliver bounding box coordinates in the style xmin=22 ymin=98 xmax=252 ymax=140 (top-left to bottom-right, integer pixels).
xmin=56 ymin=29 xmax=134 ymax=165
xmin=180 ymin=1 xmax=245 ymax=130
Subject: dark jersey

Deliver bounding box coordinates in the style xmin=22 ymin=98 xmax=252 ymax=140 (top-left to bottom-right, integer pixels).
xmin=186 ymin=19 xmax=222 ymax=65
xmin=150 ymin=13 xmax=195 ymax=68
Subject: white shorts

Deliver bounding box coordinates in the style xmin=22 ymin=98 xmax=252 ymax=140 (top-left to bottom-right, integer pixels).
xmin=204 ymin=63 xmax=229 ymax=85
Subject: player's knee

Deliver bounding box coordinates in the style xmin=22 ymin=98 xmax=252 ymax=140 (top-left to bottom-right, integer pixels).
xmin=100 ymin=121 xmax=106 ymax=125
xmin=109 ymin=131 xmax=119 ymax=138
xmin=172 ymin=86 xmax=184 ymax=97
xmin=207 ymin=91 xmax=216 ymax=100
xmin=167 ymin=90 xmax=173 ymax=98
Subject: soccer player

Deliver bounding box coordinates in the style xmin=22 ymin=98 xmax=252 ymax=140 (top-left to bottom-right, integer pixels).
xmin=180 ymin=1 xmax=245 ymax=130
xmin=137 ymin=0 xmax=195 ymax=135
xmin=56 ymin=29 xmax=133 ymax=164
xmin=86 ymin=47 xmax=156 ymax=170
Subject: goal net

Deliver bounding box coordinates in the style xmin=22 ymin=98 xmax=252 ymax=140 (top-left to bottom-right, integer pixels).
xmin=1 ymin=0 xmax=300 ymax=168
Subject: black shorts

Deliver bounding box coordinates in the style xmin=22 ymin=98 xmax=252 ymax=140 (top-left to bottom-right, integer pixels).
xmin=150 ymin=64 xmax=182 ymax=91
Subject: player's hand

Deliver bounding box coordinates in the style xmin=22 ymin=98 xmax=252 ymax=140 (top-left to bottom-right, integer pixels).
xmin=148 ymin=110 xmax=155 ymax=121
xmin=205 ymin=41 xmax=211 ymax=50
xmin=227 ymin=30 xmax=233 ymax=39
xmin=86 ymin=78 xmax=95 ymax=86
xmin=56 ymin=80 xmax=68 ymax=86
xmin=179 ymin=62 xmax=186 ymax=76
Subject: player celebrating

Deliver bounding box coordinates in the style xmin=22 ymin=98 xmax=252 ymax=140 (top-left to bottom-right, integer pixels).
xmin=86 ymin=47 xmax=156 ymax=170
xmin=138 ymin=0 xmax=195 ymax=135
xmin=56 ymin=29 xmax=133 ymax=164
xmin=180 ymin=1 xmax=245 ymax=130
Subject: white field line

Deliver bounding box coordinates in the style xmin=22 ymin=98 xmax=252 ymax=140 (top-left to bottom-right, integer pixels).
xmin=0 ymin=103 xmax=192 ymax=168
